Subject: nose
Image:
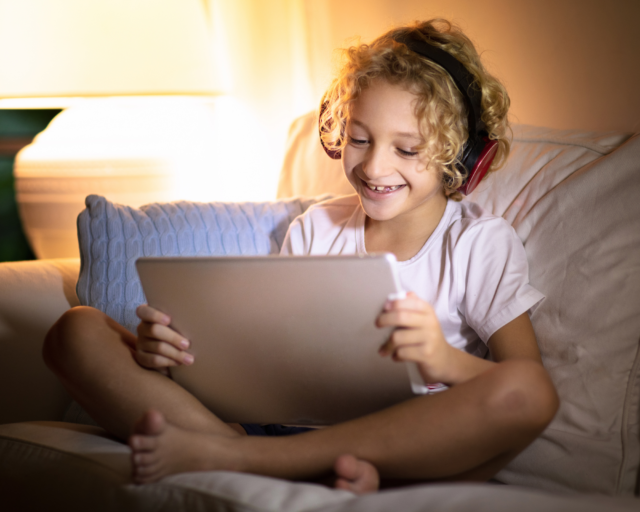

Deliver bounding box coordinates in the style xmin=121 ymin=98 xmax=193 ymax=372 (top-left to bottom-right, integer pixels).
xmin=361 ymin=143 xmax=392 ymax=180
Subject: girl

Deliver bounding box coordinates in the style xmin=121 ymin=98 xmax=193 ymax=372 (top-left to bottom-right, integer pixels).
xmin=44 ymin=19 xmax=558 ymax=493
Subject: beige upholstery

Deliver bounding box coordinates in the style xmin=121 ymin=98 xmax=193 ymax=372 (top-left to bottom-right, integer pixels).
xmin=471 ymin=127 xmax=640 ymax=495
xmin=277 ymin=110 xmax=353 ymax=199
xmin=0 ymin=258 xmax=79 ymax=424
xmin=1 ymin=421 xmax=639 ymax=512
xmin=278 ymin=111 xmax=640 ymax=495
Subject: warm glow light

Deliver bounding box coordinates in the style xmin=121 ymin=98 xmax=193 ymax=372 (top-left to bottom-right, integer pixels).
xmin=201 ymin=0 xmax=321 ymax=201
xmin=0 ymin=98 xmax=85 ymax=109
xmin=4 ymin=0 xmax=324 ymax=258
xmin=176 ymin=96 xmax=277 ymax=203
xmin=0 ymin=0 xmax=223 ymax=99
xmin=16 ymin=97 xmax=277 ymax=201
xmin=13 ymin=96 xmax=277 ymax=258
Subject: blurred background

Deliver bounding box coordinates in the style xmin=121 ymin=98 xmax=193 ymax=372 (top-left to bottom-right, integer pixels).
xmin=1 ymin=0 xmax=638 ymax=261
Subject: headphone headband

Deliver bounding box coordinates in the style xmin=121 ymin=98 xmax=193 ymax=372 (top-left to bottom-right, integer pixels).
xmin=395 ymin=35 xmax=486 ymax=137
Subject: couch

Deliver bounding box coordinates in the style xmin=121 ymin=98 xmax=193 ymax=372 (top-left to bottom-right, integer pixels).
xmin=1 ymin=113 xmax=639 ymax=511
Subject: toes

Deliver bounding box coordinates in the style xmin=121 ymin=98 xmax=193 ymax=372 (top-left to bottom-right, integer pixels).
xmin=333 ymin=454 xmax=380 ymax=495
xmin=131 ymin=450 xmax=165 ymax=485
xmin=133 ymin=452 xmax=158 ymax=467
xmin=145 ymin=409 xmax=166 ymax=435
xmin=129 ymin=410 xmax=166 ymax=454
xmin=334 ymin=454 xmax=359 ymax=480
xmin=133 ymin=409 xmax=166 ymax=436
xmin=334 ymin=477 xmax=355 ymax=492
xmin=129 ymin=434 xmax=158 ymax=452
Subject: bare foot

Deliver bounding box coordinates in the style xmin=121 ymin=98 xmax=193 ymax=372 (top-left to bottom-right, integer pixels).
xmin=128 ymin=409 xmax=239 ymax=484
xmin=130 ymin=411 xmax=381 ymax=490
xmin=333 ymin=454 xmax=380 ymax=494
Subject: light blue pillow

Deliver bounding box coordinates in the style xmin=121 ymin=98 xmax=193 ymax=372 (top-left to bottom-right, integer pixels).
xmin=76 ymin=194 xmax=321 ymax=333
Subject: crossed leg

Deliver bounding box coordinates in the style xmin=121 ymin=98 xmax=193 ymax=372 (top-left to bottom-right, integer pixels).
xmin=44 ymin=306 xmax=558 ymax=490
xmin=44 ymin=306 xmax=378 ymax=490
xmin=127 ymin=361 xmax=556 ymax=485
xmin=43 ymin=306 xmax=242 ymax=441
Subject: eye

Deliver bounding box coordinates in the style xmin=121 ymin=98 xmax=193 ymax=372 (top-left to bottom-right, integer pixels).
xmin=348 ymin=135 xmax=368 ymax=146
xmin=397 ymin=148 xmax=419 ymax=157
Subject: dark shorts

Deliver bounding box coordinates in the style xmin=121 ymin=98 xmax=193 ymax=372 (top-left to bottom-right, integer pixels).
xmin=241 ymin=423 xmax=316 ymax=436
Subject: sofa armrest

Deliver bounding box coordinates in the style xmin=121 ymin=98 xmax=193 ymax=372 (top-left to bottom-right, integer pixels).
xmin=0 ymin=258 xmax=80 ymax=424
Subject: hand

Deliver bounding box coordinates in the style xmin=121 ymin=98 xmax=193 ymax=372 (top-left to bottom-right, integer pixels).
xmin=377 ymin=292 xmax=454 ymax=384
xmin=135 ymin=305 xmax=194 ymax=372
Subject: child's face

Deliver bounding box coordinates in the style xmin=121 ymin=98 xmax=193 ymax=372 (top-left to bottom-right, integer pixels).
xmin=342 ymin=80 xmax=446 ymax=224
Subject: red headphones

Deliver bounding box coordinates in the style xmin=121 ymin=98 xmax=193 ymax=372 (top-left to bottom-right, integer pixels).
xmin=319 ymin=35 xmax=498 ymax=195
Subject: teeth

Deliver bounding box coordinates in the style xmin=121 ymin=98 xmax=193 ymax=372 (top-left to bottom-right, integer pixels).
xmin=367 ymin=184 xmax=401 ymax=192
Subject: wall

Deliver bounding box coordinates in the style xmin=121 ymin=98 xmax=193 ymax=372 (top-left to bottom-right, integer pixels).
xmin=306 ymin=0 xmax=640 ymax=133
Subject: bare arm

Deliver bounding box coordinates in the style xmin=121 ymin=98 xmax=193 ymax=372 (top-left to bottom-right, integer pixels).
xmin=487 ymin=312 xmax=542 ymax=363
xmin=378 ymin=293 xmax=543 ymax=386
xmin=443 ymin=312 xmax=542 ymax=384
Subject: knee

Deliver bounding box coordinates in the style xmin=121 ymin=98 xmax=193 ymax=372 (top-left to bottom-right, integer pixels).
xmin=43 ymin=306 xmax=106 ymax=372
xmin=485 ymin=359 xmax=559 ymax=434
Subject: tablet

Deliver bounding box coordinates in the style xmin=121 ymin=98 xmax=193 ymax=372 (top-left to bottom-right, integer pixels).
xmin=136 ymin=254 xmax=416 ymax=425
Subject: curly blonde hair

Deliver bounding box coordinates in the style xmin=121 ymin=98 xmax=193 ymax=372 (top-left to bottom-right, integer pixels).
xmin=320 ymin=19 xmax=511 ymax=200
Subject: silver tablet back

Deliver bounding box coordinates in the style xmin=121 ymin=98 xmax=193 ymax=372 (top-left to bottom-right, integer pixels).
xmin=136 ymin=254 xmax=414 ymax=425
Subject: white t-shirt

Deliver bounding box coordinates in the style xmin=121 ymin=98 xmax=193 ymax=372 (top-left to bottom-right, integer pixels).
xmin=281 ymin=194 xmax=544 ymax=359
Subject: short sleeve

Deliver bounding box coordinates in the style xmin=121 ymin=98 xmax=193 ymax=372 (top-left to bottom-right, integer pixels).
xmin=279 ymin=216 xmax=306 ymax=256
xmin=457 ymin=218 xmax=544 ymax=343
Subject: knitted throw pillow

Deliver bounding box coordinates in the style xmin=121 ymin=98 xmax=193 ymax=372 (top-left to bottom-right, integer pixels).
xmin=76 ymin=194 xmax=320 ymax=333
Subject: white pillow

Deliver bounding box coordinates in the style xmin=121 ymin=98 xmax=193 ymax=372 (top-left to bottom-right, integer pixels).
xmin=279 ymin=111 xmax=640 ymax=496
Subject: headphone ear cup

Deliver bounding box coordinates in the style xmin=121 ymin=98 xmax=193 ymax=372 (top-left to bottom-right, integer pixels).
xmin=319 ymin=101 xmax=342 ymax=160
xmin=321 ymin=138 xmax=342 ymax=160
xmin=458 ymin=138 xmax=498 ymax=195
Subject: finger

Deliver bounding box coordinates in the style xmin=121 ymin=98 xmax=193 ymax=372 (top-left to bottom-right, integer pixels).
xmin=391 ymin=344 xmax=432 ymax=364
xmin=134 ymin=350 xmax=180 ymax=369
xmin=138 ymin=323 xmax=189 ymax=350
xmin=379 ymin=329 xmax=427 ymax=356
xmin=136 ymin=305 xmax=171 ymax=325
xmin=385 ymin=294 xmax=430 ymax=313
xmin=377 ymin=309 xmax=430 ymax=329
xmin=137 ymin=340 xmax=194 ymax=365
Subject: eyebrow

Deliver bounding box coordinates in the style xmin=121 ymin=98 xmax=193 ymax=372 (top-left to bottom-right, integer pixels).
xmin=349 ymin=119 xmax=422 ymax=141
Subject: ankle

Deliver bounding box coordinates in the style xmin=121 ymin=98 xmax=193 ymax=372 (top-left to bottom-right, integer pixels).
xmin=229 ymin=435 xmax=255 ymax=473
xmin=191 ymin=433 xmax=250 ymax=474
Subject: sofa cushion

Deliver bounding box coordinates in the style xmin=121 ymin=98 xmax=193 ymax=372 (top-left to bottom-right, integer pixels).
xmin=2 ymin=422 xmax=639 ymax=512
xmin=476 ymin=128 xmax=640 ymax=496
xmin=0 ymin=421 xmax=132 ymax=511
xmin=0 ymin=258 xmax=80 ymax=424
xmin=76 ymin=195 xmax=321 ymax=333
xmin=0 ymin=421 xmax=354 ymax=512
xmin=277 ymin=110 xmax=354 ymax=198
xmin=279 ymin=111 xmax=640 ymax=496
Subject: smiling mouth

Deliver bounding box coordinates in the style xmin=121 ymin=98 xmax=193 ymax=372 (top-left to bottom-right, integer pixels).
xmin=364 ymin=182 xmax=404 ymax=193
